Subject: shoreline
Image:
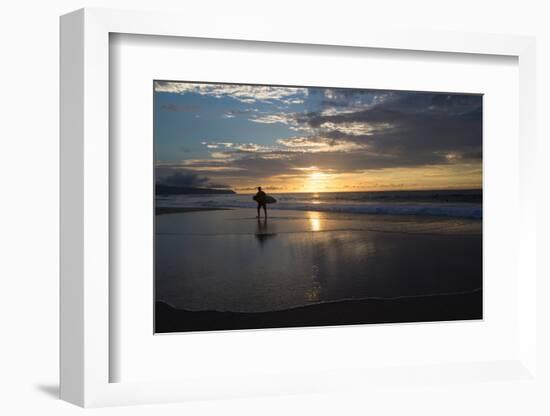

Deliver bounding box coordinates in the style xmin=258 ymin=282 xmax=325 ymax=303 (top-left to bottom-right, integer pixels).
xmin=155 ymin=289 xmax=483 ymax=333
xmin=155 ymin=204 xmax=482 ymax=220
xmin=155 ymin=205 xmax=482 ymax=220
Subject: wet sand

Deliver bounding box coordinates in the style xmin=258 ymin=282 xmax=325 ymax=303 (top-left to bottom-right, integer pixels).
xmin=155 ymin=208 xmax=482 ymax=332
xmin=156 ymin=289 xmax=482 ymax=332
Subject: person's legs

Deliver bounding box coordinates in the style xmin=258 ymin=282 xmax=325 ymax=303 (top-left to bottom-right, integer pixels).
xmin=257 ymin=204 xmax=261 ymax=218
xmin=263 ymin=204 xmax=267 ymax=219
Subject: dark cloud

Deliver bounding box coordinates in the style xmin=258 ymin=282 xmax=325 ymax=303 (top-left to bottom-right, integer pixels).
xmin=315 ymin=87 xmax=388 ymax=110
xmin=158 ymin=171 xmax=209 ymax=187
xmin=156 ymin=170 xmax=231 ymax=189
xmin=296 ymin=91 xmax=482 ymax=165
xmin=205 ymin=181 xmax=233 ymax=189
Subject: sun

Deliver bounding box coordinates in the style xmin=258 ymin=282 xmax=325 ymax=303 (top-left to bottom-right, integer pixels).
xmin=305 ymin=171 xmax=332 ymax=192
xmin=309 ymin=171 xmax=326 ymax=181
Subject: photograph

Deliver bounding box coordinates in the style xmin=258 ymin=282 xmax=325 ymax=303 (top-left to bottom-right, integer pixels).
xmin=154 ymin=81 xmax=483 ymax=333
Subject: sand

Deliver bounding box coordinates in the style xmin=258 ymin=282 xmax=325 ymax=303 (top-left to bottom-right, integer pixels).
xmin=155 ymin=208 xmax=482 ymax=332
xmin=156 ymin=290 xmax=482 ymax=332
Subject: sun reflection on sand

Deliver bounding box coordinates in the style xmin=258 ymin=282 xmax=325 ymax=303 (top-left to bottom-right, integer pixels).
xmin=307 ymin=211 xmax=323 ymax=232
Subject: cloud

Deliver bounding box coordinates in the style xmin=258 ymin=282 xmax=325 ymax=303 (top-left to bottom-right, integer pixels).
xmin=154 ymin=81 xmax=308 ymax=104
xmin=156 ymin=170 xmax=231 ymax=189
xmin=249 ymin=114 xmax=294 ymax=124
xmin=201 ymin=141 xmax=275 ymax=155
xmin=159 ymin=171 xmax=209 ymax=187
xmin=276 ymin=136 xmax=368 ymax=152
xmin=157 ymin=168 xmax=234 ymax=189
xmin=201 ymin=136 xmax=367 ymax=158
xmin=249 ymin=113 xmax=312 ymax=132
xmin=158 ymin=159 xmax=247 ymax=172
xmin=156 ymin=89 xmax=482 ymax=187
xmin=295 ymin=92 xmax=483 ymax=160
xmin=319 ymin=121 xmax=392 ymax=136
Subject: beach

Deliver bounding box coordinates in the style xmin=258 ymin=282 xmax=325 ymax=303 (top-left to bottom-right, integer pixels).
xmin=156 ymin=290 xmax=482 ymax=332
xmin=155 ymin=207 xmax=482 ymax=332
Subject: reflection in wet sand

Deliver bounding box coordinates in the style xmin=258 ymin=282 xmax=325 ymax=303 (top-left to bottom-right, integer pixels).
xmin=307 ymin=211 xmax=323 ymax=232
xmin=156 ymin=208 xmax=482 ymax=313
xmin=254 ymin=218 xmax=277 ymax=247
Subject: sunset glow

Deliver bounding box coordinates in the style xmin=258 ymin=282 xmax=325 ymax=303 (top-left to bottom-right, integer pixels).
xmin=154 ymin=82 xmax=482 ymax=194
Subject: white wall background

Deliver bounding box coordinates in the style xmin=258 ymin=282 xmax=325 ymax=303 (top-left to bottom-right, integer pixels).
xmin=0 ymin=0 xmax=548 ymax=414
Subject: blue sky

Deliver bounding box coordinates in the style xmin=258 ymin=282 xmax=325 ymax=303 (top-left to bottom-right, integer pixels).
xmin=154 ymin=81 xmax=482 ymax=193
xmin=155 ymin=89 xmax=305 ymax=163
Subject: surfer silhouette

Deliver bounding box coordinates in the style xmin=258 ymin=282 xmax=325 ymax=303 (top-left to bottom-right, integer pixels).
xmin=254 ymin=186 xmax=268 ymax=219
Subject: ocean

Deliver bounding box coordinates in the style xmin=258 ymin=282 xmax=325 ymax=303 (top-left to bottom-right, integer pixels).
xmin=156 ymin=189 xmax=482 ymax=219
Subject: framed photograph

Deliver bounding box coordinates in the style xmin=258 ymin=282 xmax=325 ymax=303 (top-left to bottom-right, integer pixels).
xmin=60 ymin=8 xmax=539 ymax=408
xmin=153 ymin=80 xmax=483 ymax=333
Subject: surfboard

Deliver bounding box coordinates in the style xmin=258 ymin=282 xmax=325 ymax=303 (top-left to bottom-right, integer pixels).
xmin=252 ymin=195 xmax=277 ymax=204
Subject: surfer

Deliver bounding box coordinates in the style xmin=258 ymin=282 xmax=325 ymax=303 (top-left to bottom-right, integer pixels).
xmin=254 ymin=186 xmax=268 ymax=219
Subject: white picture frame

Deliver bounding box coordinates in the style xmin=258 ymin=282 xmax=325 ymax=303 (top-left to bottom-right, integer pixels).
xmin=60 ymin=8 xmax=539 ymax=408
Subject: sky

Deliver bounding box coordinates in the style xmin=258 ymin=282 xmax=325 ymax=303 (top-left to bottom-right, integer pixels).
xmin=154 ymin=81 xmax=482 ymax=194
